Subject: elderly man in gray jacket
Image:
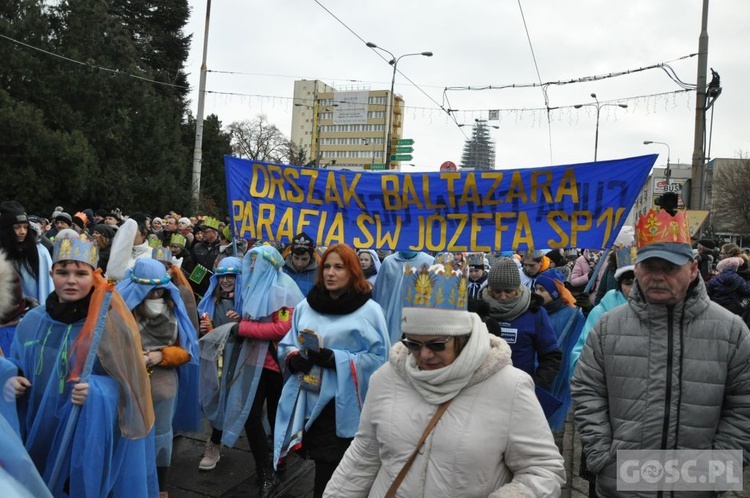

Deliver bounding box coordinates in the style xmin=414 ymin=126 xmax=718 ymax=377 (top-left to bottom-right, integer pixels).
xmin=571 ymin=207 xmax=750 ymax=497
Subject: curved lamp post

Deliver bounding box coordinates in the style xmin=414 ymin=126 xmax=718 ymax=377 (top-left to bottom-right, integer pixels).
xmin=366 ymin=42 xmax=432 ymax=169
xmin=644 ymin=140 xmax=672 ymax=184
xmin=574 ymin=93 xmax=628 ymax=161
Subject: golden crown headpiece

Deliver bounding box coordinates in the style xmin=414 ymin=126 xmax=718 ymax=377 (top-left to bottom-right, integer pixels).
xmin=152 ymin=246 xmax=173 ymax=263
xmin=402 ymin=262 xmax=467 ymax=311
xmin=614 ymin=243 xmax=637 ymax=269
xmin=635 ymin=208 xmax=691 ymax=248
xmin=466 ymin=252 xmax=485 ymax=267
xmin=170 ymin=233 xmax=186 ymax=247
xmin=53 ymin=230 xmax=98 ymax=268
xmin=202 ymin=217 xmax=221 ymax=231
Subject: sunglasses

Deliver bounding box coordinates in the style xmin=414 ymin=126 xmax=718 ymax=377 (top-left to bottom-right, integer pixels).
xmin=401 ymin=337 xmax=452 ymax=352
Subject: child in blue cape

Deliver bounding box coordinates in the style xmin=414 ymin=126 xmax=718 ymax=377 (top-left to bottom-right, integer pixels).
xmin=7 ymin=230 xmax=158 ymax=497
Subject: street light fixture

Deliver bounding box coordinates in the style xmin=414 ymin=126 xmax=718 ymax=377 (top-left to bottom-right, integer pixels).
xmin=366 ymin=41 xmax=432 ymax=169
xmin=643 ymin=140 xmax=672 ymax=184
xmin=574 ymin=93 xmax=628 ymax=161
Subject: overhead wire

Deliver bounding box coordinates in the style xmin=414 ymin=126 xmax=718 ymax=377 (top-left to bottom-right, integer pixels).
xmin=0 ymin=33 xmax=189 ymax=90
xmin=516 ymin=0 xmax=554 ymax=163
xmin=0 ymin=29 xmax=696 ymax=130
xmin=312 ymin=0 xmax=453 ymax=118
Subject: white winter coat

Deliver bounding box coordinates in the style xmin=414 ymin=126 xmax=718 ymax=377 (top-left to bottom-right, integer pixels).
xmin=324 ymin=335 xmax=565 ymax=498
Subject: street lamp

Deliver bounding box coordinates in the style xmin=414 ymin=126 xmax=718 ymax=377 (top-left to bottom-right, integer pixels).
xmin=574 ymin=93 xmax=628 ymax=161
xmin=366 ymin=41 xmax=432 ymax=169
xmin=643 ymin=140 xmax=672 ymax=184
xmin=361 ymin=138 xmax=377 ymax=169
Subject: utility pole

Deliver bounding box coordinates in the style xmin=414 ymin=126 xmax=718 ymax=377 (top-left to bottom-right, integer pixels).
xmin=690 ymin=0 xmax=709 ymax=210
xmin=191 ymin=0 xmax=212 ymax=207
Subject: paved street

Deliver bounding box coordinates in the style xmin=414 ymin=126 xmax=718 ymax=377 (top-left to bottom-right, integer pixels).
xmin=168 ymin=415 xmax=749 ymax=497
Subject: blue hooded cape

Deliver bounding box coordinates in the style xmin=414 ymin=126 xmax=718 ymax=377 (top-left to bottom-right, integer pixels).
xmin=9 ymin=307 xmax=158 ymax=497
xmin=116 ymin=259 xmax=201 ymax=433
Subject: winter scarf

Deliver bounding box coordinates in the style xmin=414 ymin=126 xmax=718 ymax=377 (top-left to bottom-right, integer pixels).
xmin=306 ymin=284 xmax=371 ymax=315
xmin=481 ymin=284 xmax=531 ymax=322
xmin=390 ymin=317 xmax=507 ymax=404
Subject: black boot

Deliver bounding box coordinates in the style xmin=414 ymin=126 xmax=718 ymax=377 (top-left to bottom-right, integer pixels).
xmin=258 ymin=465 xmax=280 ymax=498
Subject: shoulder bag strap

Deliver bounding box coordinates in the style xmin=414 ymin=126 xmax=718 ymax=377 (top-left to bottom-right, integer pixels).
xmin=384 ymin=399 xmax=453 ymax=498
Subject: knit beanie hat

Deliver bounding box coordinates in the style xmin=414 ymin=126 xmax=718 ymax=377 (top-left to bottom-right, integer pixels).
xmin=535 ymin=273 xmax=560 ymax=300
xmin=0 ymin=201 xmax=28 ymax=229
xmin=545 ymin=249 xmax=566 ymax=268
xmin=717 ymin=257 xmax=744 ymax=273
xmin=488 ymin=257 xmax=521 ymax=290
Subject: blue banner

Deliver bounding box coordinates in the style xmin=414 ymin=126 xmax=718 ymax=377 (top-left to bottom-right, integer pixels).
xmin=225 ymin=154 xmax=656 ymax=251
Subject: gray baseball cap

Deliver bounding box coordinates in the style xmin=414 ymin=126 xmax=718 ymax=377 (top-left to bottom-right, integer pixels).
xmin=636 ymin=242 xmax=695 ymax=266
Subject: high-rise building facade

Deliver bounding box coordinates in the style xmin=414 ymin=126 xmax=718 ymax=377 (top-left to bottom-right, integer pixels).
xmin=290 ymin=79 xmax=404 ymax=171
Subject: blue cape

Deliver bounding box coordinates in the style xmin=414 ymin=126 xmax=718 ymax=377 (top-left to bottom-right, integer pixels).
xmin=9 ymin=307 xmax=158 ymax=497
xmin=116 ymin=259 xmax=200 ymax=432
xmin=273 ymin=298 xmax=389 ymax=467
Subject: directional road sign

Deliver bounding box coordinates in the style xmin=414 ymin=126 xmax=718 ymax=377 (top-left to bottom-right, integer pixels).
xmin=395 ymin=146 xmax=414 ymax=153
xmin=390 ymin=154 xmax=413 ymax=161
xmin=395 ymin=138 xmax=414 ymax=146
xmin=369 ymin=163 xmax=387 ymax=170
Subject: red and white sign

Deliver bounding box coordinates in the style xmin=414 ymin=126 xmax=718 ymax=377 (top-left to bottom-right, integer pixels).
xmin=440 ymin=161 xmax=457 ymax=172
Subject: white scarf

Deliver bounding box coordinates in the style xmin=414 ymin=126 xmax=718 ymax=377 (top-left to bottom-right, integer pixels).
xmin=401 ymin=314 xmax=491 ymax=404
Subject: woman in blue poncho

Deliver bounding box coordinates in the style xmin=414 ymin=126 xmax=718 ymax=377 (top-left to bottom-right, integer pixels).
xmin=274 ymin=244 xmax=390 ymax=498
xmin=117 ymin=258 xmax=200 ymax=497
xmin=196 ymin=257 xmax=242 ymax=471
xmin=198 ymin=249 xmax=303 ymax=498
xmin=7 ymin=230 xmax=157 ymax=497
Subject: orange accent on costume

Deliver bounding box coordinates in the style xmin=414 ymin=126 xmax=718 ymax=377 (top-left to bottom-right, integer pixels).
xmin=159 ymin=346 xmax=190 ymax=368
xmin=68 ymin=269 xmax=155 ymax=439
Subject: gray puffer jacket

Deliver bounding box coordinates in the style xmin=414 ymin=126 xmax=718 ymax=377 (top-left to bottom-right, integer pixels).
xmin=571 ymin=276 xmax=750 ymax=497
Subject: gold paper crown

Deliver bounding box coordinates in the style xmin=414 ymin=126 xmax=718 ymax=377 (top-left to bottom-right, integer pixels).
xmin=402 ymin=262 xmax=467 ymax=311
xmin=53 ymin=232 xmax=99 ymax=268
xmin=170 ymin=233 xmax=186 ymax=247
xmin=203 ymin=217 xmax=221 ymax=231
xmin=636 ymin=208 xmax=691 ymax=248
xmin=614 ymin=243 xmax=637 ymax=269
xmin=466 ymin=253 xmax=484 ymax=267
xmin=152 ymin=246 xmax=173 ymax=263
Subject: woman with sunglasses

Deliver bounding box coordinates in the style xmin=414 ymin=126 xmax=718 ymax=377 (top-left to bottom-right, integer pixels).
xmin=274 ymin=244 xmax=389 ymax=498
xmin=324 ymin=263 xmax=565 ymax=497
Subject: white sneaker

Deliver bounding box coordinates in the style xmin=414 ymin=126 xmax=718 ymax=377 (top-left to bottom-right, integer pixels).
xmin=199 ymin=439 xmax=221 ymax=471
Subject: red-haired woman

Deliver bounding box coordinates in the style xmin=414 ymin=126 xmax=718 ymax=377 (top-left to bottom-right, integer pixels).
xmin=273 ymin=244 xmax=390 ymax=498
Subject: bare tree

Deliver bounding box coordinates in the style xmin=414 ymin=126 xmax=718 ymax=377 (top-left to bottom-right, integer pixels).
xmin=228 ymin=115 xmax=289 ymax=163
xmin=712 ymin=157 xmax=750 ymax=234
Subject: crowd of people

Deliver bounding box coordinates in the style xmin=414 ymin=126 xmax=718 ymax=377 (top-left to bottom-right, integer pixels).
xmin=0 ymin=198 xmax=749 ymax=498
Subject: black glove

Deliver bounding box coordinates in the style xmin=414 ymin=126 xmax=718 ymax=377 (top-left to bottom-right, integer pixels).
xmin=306 ymin=348 xmax=336 ymax=370
xmin=229 ymin=323 xmax=240 ymax=337
xmin=287 ymin=353 xmax=314 ymax=374
xmin=484 ymin=317 xmax=502 ymax=337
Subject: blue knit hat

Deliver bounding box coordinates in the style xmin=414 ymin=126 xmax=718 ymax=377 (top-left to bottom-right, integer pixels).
xmin=535 ymin=270 xmax=565 ymax=300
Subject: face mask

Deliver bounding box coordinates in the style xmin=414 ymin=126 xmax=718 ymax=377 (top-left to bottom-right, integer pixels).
xmin=398 ymin=251 xmax=418 ymax=259
xmin=144 ymin=297 xmax=166 ymax=315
